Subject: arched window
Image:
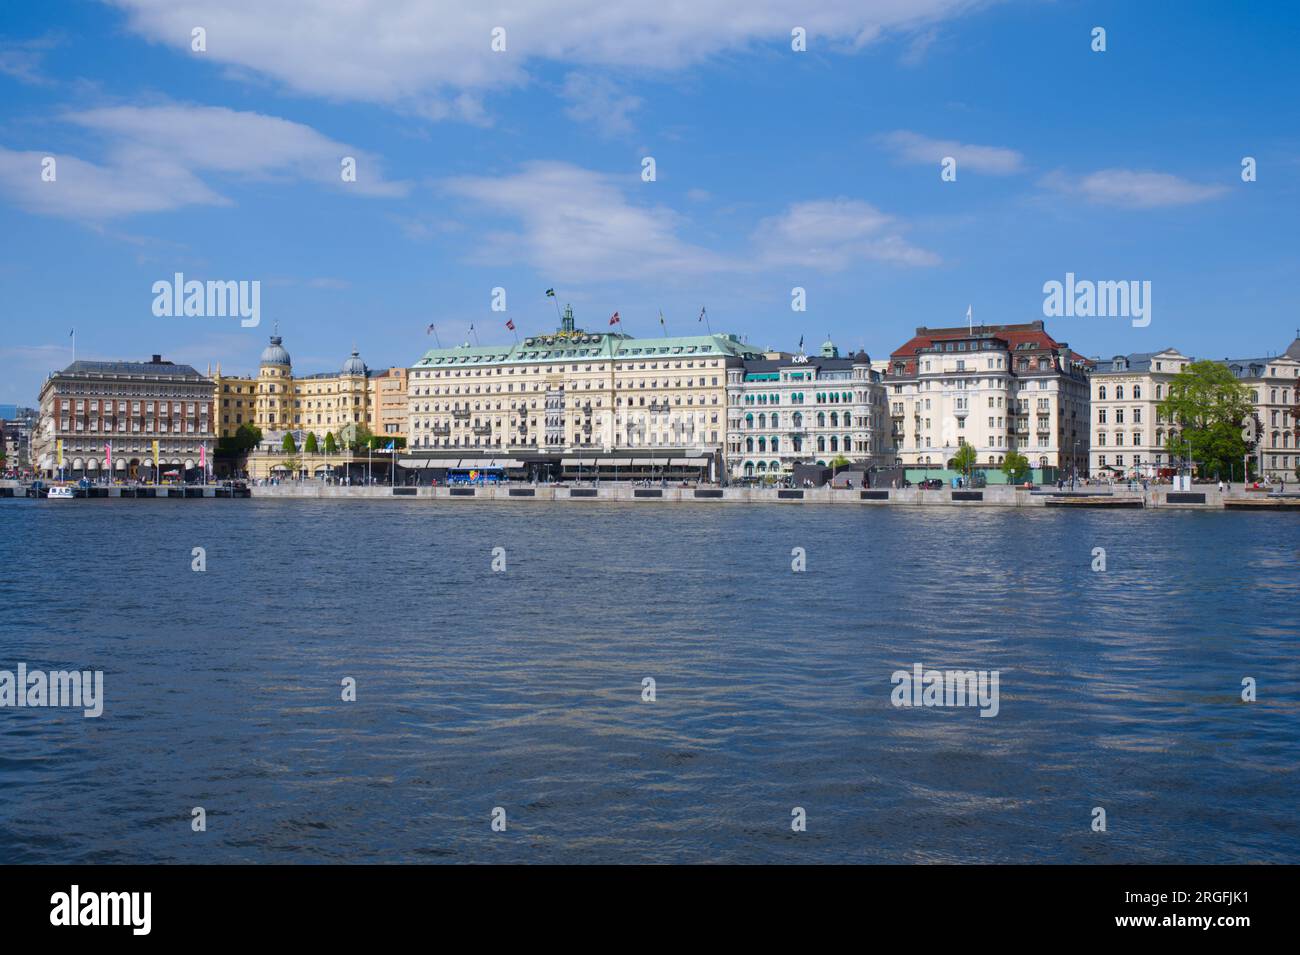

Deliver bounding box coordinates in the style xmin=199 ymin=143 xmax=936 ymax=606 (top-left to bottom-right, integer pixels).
xmin=830 ymin=411 xmax=839 ymax=427
xmin=771 ymin=437 xmax=780 ymax=452
xmin=758 ymin=413 xmax=766 ymax=429
xmin=1155 ymin=384 xmax=1162 ymax=399
xmin=745 ymin=437 xmax=754 ymax=452
xmin=1098 ymin=386 xmax=1107 ymax=400
xmin=817 ymin=412 xmax=826 ymax=428
xmin=770 ymin=412 xmax=780 ymax=429
xmin=817 ymin=436 xmax=825 ymax=452
xmin=1116 ymin=385 xmax=1124 ymax=399
xmin=843 ymin=413 xmax=852 ymax=427
xmin=792 ymin=436 xmax=802 ymax=452
xmin=792 ymin=411 xmax=802 ymax=428
xmin=830 ymin=436 xmax=838 ymax=452
xmin=758 ymin=437 xmax=766 ymax=451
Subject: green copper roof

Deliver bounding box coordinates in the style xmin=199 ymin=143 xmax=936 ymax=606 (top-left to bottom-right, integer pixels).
xmin=413 ymin=328 xmax=754 ymax=367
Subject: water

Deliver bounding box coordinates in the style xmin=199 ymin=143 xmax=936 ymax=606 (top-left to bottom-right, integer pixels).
xmin=1 ymin=498 xmax=1297 ymax=863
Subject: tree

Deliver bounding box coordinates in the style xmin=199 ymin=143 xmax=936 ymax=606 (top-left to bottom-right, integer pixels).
xmin=282 ymin=433 xmax=297 ymax=453
xmin=1159 ymin=361 xmax=1254 ymax=478
xmin=217 ymin=423 xmax=262 ymax=457
xmin=1002 ymin=450 xmax=1030 ymax=483
xmin=305 ymin=432 xmax=319 ymax=454
xmin=324 ymin=432 xmax=337 ymax=454
xmin=349 ymin=424 xmax=374 ymax=452
xmin=829 ymin=454 xmax=851 ymax=472
xmin=952 ymin=443 xmax=977 ymax=477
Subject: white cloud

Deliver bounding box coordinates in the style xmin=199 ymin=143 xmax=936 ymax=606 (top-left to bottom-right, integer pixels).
xmin=879 ymin=129 xmax=1023 ymax=174
xmin=0 ymin=104 xmax=407 ymax=220
xmin=444 ymin=161 xmax=734 ymax=281
xmin=560 ymin=73 xmax=642 ymax=136
xmin=0 ymin=36 xmax=60 ymax=86
xmin=755 ymin=199 xmax=940 ymax=268
xmin=1042 ymin=168 xmax=1229 ymax=208
xmin=441 ymin=163 xmax=938 ymax=278
xmin=106 ymin=0 xmax=992 ymax=116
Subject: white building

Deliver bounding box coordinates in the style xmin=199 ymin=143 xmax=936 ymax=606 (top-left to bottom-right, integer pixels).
xmin=724 ymin=339 xmax=890 ymax=480
xmin=885 ymin=321 xmax=1091 ymax=479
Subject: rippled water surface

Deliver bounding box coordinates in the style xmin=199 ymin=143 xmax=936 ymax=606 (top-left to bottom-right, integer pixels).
xmin=1 ymin=498 xmax=1297 ymax=863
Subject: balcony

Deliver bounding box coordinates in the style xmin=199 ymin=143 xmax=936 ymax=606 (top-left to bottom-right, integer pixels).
xmin=451 ymin=409 xmax=471 ymax=419
xmin=472 ymin=425 xmax=492 ymax=436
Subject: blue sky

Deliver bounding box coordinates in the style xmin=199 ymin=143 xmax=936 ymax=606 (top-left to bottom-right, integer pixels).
xmin=2 ymin=0 xmax=1298 ymax=404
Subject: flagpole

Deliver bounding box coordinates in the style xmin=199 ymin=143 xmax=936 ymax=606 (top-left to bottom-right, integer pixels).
xmin=700 ymin=306 xmax=712 ymax=335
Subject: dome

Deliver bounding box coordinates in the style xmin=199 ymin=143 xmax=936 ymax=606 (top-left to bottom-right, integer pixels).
xmin=260 ymin=335 xmax=291 ymax=366
xmin=341 ymin=348 xmax=367 ymax=376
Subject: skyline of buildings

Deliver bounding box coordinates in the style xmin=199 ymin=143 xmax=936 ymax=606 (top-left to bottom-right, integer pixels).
xmin=22 ymin=309 xmax=1300 ymax=483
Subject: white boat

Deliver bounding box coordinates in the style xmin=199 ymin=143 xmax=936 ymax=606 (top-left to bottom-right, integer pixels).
xmin=47 ymin=486 xmax=76 ymax=500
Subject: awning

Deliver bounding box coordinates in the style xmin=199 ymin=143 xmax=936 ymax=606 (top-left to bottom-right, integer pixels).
xmin=561 ymin=457 xmax=598 ymax=467
xmin=671 ymin=457 xmax=710 ymax=467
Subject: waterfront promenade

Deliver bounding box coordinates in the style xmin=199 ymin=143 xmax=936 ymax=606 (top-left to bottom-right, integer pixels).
xmin=246 ymin=482 xmax=1300 ymax=509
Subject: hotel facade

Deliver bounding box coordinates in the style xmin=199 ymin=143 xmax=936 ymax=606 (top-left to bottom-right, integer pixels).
xmin=404 ymin=306 xmax=753 ymax=480
xmin=885 ymin=321 xmax=1092 ymax=479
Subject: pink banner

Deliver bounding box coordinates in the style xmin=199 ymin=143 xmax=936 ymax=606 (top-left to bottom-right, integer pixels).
xmin=200 ymin=444 xmax=206 ymax=469
xmin=105 ymin=442 xmax=111 ymax=473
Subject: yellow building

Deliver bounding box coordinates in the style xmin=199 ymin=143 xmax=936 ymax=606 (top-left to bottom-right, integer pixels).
xmin=212 ymin=332 xmax=375 ymax=440
xmin=369 ymin=367 xmax=408 ymax=442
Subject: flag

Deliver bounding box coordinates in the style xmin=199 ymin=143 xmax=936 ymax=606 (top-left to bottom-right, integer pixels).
xmin=798 ymin=334 xmax=804 ymax=351
xmin=609 ymin=312 xmax=620 ymax=326
xmin=426 ymin=323 xmax=435 ymax=335
xmin=469 ymin=323 xmax=474 ymax=332
xmin=658 ymin=311 xmax=665 ymax=327
xmin=545 ymin=288 xmax=556 ymax=298
xmin=698 ymin=307 xmax=706 ymax=322
xmin=56 ymin=439 xmax=63 ymax=467
xmin=152 ymin=439 xmax=159 ymax=470
xmin=505 ymin=319 xmax=515 ymax=330
xmin=69 ymin=329 xmax=74 ymax=338
xmin=385 ymin=440 xmax=395 ymax=451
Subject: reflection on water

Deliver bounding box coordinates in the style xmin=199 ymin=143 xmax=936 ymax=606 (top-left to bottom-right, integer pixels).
xmin=0 ymin=499 xmax=1296 ymax=863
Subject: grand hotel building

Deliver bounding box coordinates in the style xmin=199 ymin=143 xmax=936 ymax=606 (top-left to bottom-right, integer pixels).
xmin=404 ymin=306 xmax=755 ymax=480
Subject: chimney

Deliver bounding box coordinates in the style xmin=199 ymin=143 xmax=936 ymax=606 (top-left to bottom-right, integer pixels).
xmin=151 ymin=354 xmax=162 ymax=363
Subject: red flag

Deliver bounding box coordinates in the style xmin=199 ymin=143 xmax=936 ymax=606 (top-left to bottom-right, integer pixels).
xmin=609 ymin=312 xmax=620 ymax=325
xmin=505 ymin=319 xmax=515 ymax=330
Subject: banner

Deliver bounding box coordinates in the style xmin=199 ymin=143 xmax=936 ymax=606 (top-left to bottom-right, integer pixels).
xmin=152 ymin=439 xmax=159 ymax=471
xmin=56 ymin=439 xmax=63 ymax=468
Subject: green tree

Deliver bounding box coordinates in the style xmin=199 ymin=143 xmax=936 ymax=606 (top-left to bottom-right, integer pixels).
xmin=829 ymin=454 xmax=851 ymax=472
xmin=216 ymin=423 xmax=262 ymax=456
xmin=304 ymin=431 xmax=319 ymax=454
xmin=951 ymin=443 xmax=977 ymax=477
xmin=324 ymin=432 xmax=337 ymax=454
xmin=1159 ymin=360 xmax=1254 ymax=478
xmin=351 ymin=424 xmax=374 ymax=452
xmin=1002 ymin=450 xmax=1030 ymax=482
xmin=282 ymin=433 xmax=297 ymax=453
